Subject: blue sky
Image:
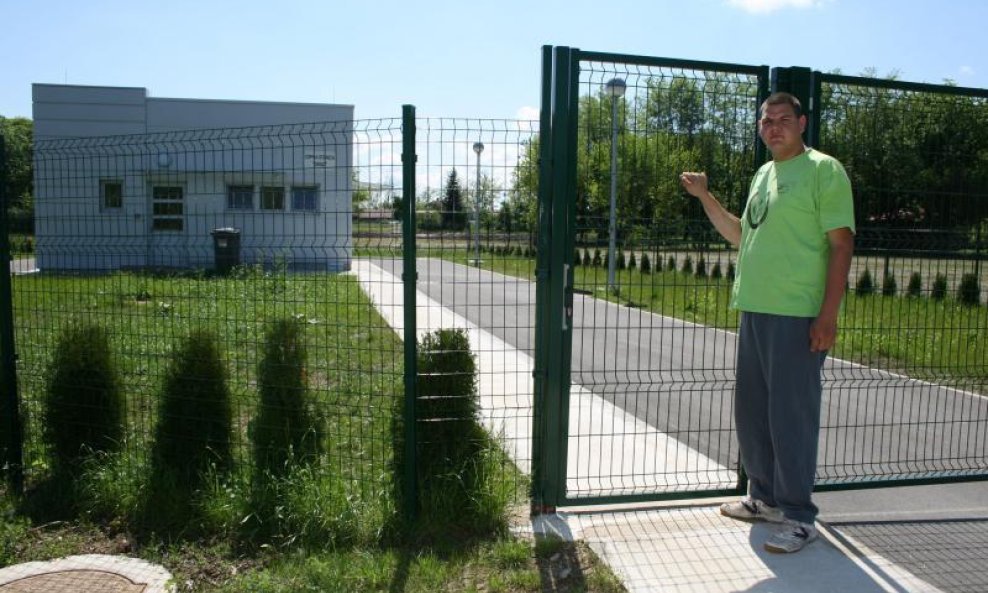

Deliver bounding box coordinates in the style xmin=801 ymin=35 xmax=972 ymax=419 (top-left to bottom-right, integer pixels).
xmin=1 ymin=0 xmax=984 ymax=121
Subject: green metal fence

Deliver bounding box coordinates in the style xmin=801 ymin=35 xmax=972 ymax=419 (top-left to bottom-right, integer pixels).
xmin=0 ymin=111 xmax=541 ymax=525
xmin=398 ymin=115 xmax=541 ymax=509
xmin=811 ymin=73 xmax=988 ymax=489
xmin=533 ymin=46 xmax=988 ymax=508
xmin=3 ymin=120 xmax=409 ymax=534
xmin=534 ymin=47 xmax=769 ymax=506
xmin=3 ymin=48 xmax=988 ymax=523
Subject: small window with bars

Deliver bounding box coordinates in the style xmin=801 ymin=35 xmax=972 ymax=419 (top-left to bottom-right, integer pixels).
xmin=291 ymin=186 xmax=319 ymax=211
xmin=261 ymin=186 xmax=285 ymax=210
xmin=101 ymin=180 xmax=123 ymax=210
xmin=227 ymin=185 xmax=254 ymax=210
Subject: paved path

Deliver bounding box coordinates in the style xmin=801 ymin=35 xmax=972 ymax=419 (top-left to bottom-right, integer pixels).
xmin=364 ymin=258 xmax=988 ymax=494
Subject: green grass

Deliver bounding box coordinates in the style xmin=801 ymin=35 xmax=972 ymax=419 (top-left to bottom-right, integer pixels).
xmin=0 ymin=261 xmax=623 ymax=591
xmin=446 ymin=248 xmax=988 ymax=385
xmin=209 ymin=536 xmax=625 ymax=593
xmin=9 ymin=265 xmax=404 ymax=541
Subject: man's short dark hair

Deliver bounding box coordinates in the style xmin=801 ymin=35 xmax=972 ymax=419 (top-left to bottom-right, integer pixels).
xmin=761 ymin=92 xmax=802 ymax=118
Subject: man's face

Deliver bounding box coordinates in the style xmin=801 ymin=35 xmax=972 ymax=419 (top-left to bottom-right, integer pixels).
xmin=758 ymin=102 xmax=806 ymax=159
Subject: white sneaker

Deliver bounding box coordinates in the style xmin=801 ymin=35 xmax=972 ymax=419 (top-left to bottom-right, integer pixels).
xmin=764 ymin=519 xmax=818 ymax=553
xmin=719 ymin=497 xmax=784 ymax=523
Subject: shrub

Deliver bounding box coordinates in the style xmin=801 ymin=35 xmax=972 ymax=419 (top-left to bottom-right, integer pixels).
xmin=695 ymin=255 xmax=707 ymax=278
xmin=711 ymin=262 xmax=723 ymax=280
xmin=958 ymin=273 xmax=981 ymax=306
xmin=616 ymin=250 xmax=626 ymax=271
xmin=907 ymin=272 xmax=922 ymax=298
xmin=43 ymin=323 xmax=124 ymax=476
xmin=653 ymin=254 xmax=662 ymax=272
xmin=628 ymin=252 xmax=637 ymax=270
xmin=681 ymin=255 xmax=693 ymax=274
xmin=414 ymin=328 xmax=504 ymax=530
xmin=640 ymin=253 xmax=652 ymax=274
xmin=882 ymin=273 xmax=897 ymax=296
xmin=856 ymin=269 xmax=875 ymax=296
xmin=582 ymin=249 xmax=592 ymax=266
xmin=931 ymin=274 xmax=948 ymax=301
xmin=253 ymin=319 xmax=323 ymax=479
xmin=417 ymin=329 xmax=478 ymax=452
xmin=667 ymin=256 xmax=676 ymax=272
xmin=416 ymin=329 xmax=478 ymax=489
xmin=592 ymin=249 xmax=602 ymax=267
xmin=727 ymin=261 xmax=736 ymax=281
xmin=573 ymin=249 xmax=581 ymax=266
xmin=152 ymin=329 xmax=233 ymax=488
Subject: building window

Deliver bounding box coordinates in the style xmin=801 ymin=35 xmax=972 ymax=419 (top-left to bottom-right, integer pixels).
xmin=261 ymin=186 xmax=285 ymax=210
xmin=101 ymin=180 xmax=123 ymax=209
xmin=291 ymin=186 xmax=319 ymax=211
xmin=152 ymin=186 xmax=184 ymax=232
xmin=227 ymin=185 xmax=254 ymax=210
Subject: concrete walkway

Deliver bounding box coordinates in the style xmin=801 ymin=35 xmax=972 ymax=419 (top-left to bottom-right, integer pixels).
xmin=353 ymin=259 xmax=985 ymax=593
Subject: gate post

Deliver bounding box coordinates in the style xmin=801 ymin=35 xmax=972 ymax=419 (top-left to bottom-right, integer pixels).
xmin=400 ymin=105 xmax=418 ymax=521
xmin=0 ymin=133 xmax=24 ymax=494
xmin=532 ymin=46 xmax=579 ymax=512
xmin=531 ymin=46 xmax=555 ymax=512
xmin=770 ymin=66 xmax=820 ymax=147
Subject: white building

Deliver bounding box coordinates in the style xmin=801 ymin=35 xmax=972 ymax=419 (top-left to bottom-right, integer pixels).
xmin=32 ymin=84 xmax=354 ymax=271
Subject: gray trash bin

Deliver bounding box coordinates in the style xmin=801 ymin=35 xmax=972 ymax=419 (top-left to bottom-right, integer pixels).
xmin=210 ymin=227 xmax=241 ymax=274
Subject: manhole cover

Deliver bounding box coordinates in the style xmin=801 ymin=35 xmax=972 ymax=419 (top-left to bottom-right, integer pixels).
xmin=0 ymin=555 xmax=172 ymax=593
xmin=0 ymin=569 xmax=146 ymax=592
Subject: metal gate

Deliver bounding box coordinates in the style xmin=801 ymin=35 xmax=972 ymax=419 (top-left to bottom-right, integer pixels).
xmin=532 ymin=46 xmax=988 ymax=509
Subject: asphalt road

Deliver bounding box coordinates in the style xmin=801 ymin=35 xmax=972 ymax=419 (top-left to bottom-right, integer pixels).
xmin=375 ymin=257 xmax=988 ymax=489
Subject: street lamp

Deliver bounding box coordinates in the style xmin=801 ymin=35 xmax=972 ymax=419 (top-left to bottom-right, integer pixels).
xmin=605 ymin=77 xmax=626 ymax=293
xmin=472 ymin=141 xmax=484 ymax=266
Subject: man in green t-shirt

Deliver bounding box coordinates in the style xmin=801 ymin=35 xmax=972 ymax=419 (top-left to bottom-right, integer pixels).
xmin=680 ymin=91 xmax=855 ymax=553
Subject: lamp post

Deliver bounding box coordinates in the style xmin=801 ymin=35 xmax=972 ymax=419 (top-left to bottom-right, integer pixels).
xmin=605 ymin=78 xmax=626 ymax=293
xmin=472 ymin=141 xmax=484 ymax=266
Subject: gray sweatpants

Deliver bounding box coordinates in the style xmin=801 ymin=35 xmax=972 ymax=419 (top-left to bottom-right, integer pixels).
xmin=736 ymin=312 xmax=827 ymax=525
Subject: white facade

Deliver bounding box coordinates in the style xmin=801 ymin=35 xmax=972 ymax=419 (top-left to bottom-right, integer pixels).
xmin=32 ymin=84 xmax=355 ymax=271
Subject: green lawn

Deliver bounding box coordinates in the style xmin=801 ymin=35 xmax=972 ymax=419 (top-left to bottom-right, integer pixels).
xmin=1 ymin=265 xmax=628 ymax=592
xmin=9 ymin=267 xmax=403 ymax=543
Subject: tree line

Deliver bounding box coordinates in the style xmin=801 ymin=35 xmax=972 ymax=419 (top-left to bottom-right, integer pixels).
xmin=0 ymin=116 xmax=33 ymax=233
xmin=498 ymin=74 xmax=988 ymax=251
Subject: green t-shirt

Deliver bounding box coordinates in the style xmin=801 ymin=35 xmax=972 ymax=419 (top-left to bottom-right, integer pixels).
xmin=731 ymin=148 xmax=855 ymax=317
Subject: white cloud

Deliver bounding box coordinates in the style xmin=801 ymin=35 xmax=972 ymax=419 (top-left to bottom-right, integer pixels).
xmin=516 ymin=106 xmax=540 ymax=121
xmin=727 ymin=0 xmax=827 ymax=13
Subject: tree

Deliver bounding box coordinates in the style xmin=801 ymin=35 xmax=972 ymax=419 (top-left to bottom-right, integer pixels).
xmin=442 ymin=169 xmax=467 ymax=231
xmin=476 ymin=173 xmax=499 ymax=228
xmin=819 ymin=73 xmax=988 ymax=233
xmin=0 ymin=116 xmax=33 ymax=223
xmin=351 ymin=170 xmax=370 ymax=213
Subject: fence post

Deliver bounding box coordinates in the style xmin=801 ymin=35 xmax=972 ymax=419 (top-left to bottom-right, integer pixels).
xmin=401 ymin=105 xmax=418 ymax=521
xmin=0 ymin=133 xmax=24 ymax=495
xmin=532 ymin=45 xmax=580 ymax=510
xmin=531 ymin=45 xmax=554 ymax=512
xmin=770 ymin=66 xmax=818 ymax=147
